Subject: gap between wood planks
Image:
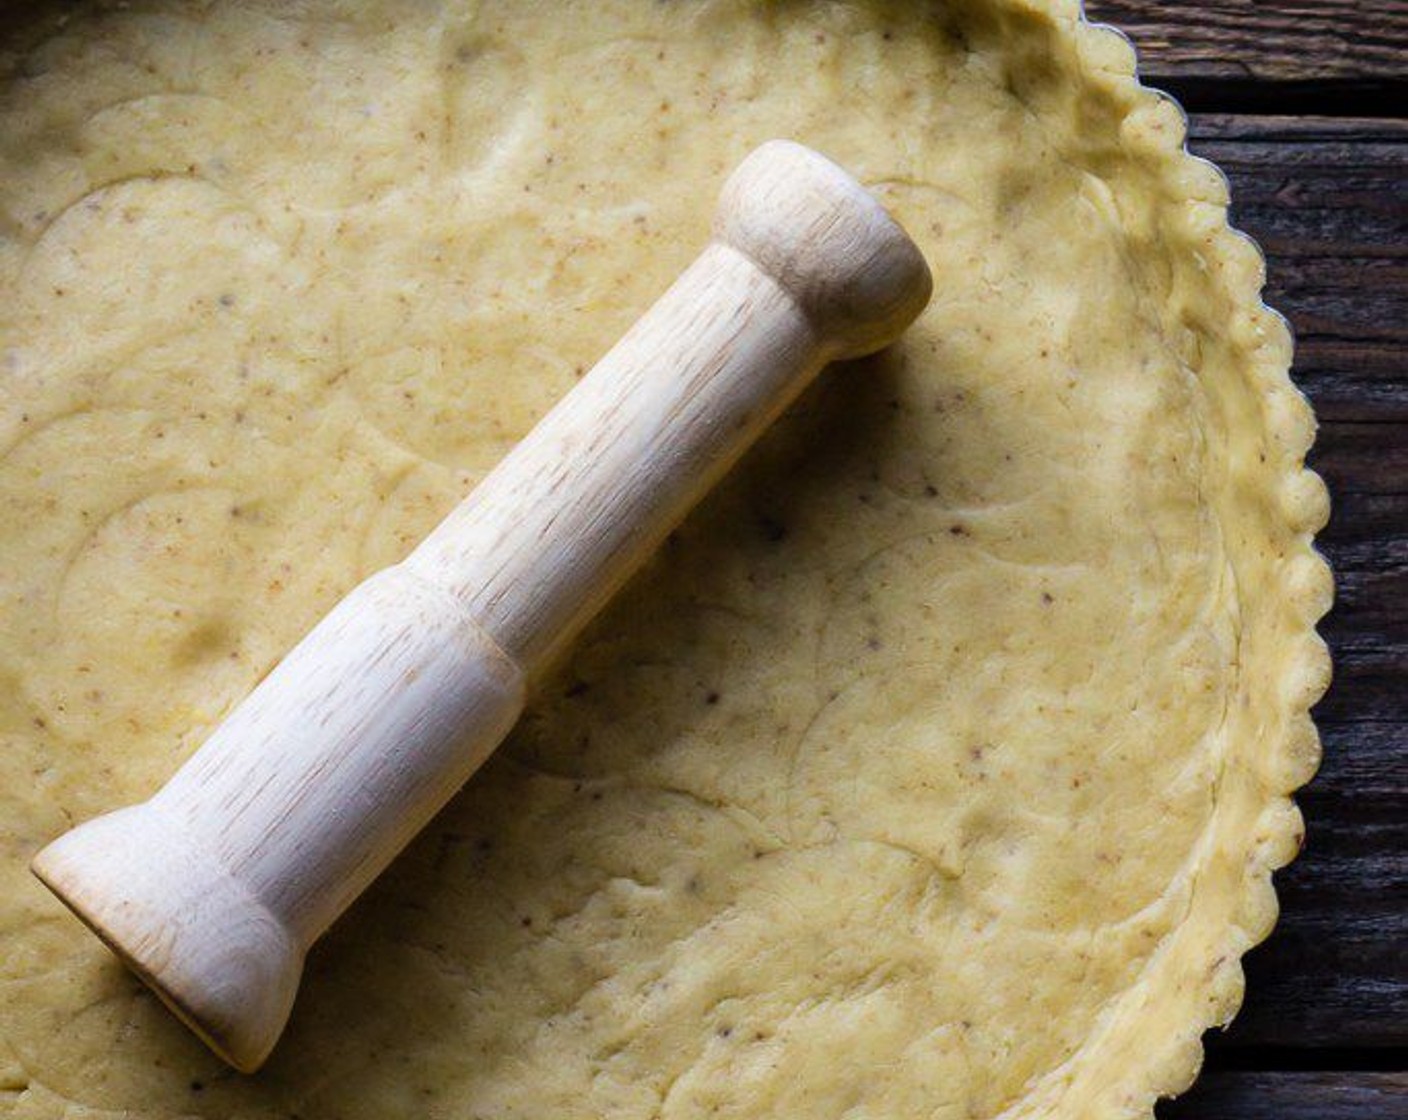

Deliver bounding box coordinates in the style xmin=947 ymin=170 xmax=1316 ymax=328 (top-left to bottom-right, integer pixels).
xmin=1157 ymin=78 xmax=1408 ymax=119
xmin=1209 ymin=1046 xmax=1408 ymax=1073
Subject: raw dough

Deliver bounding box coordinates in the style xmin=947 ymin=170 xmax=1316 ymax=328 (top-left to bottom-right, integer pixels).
xmin=0 ymin=1 xmax=1330 ymax=1117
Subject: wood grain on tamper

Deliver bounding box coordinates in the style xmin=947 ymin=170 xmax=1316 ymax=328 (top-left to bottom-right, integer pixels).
xmin=30 ymin=139 xmax=932 ymax=1072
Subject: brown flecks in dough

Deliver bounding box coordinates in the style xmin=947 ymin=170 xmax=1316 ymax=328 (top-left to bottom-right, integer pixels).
xmin=757 ymin=514 xmax=787 ymax=543
xmin=0 ymin=1 xmax=1319 ymax=1116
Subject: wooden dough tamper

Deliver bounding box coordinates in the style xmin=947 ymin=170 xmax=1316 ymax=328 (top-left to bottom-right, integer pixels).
xmin=31 ymin=140 xmax=932 ymax=1072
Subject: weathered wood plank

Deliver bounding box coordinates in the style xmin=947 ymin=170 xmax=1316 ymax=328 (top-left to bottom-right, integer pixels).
xmin=1161 ymin=1072 xmax=1408 ymax=1119
xmin=1162 ymin=115 xmax=1408 ymax=1051
xmin=1187 ymin=116 xmax=1408 ymax=422
xmin=1312 ymin=489 xmax=1405 ymax=730
xmin=1085 ymin=0 xmax=1408 ymax=83
xmin=1218 ymin=722 xmax=1408 ymax=1049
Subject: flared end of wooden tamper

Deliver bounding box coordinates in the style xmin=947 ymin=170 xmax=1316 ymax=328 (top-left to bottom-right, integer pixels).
xmin=32 ymin=803 xmax=303 ymax=1072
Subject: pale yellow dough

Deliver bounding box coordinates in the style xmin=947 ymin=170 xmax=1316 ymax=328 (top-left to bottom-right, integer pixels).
xmin=0 ymin=2 xmax=1330 ymax=1117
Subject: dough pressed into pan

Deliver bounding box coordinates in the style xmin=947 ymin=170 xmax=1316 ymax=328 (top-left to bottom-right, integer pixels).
xmin=0 ymin=1 xmax=1330 ymax=1117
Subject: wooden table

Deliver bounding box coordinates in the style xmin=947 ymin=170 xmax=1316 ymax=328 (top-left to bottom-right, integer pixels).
xmin=1080 ymin=3 xmax=1407 ymax=1116
xmin=1 ymin=2 xmax=1399 ymax=1110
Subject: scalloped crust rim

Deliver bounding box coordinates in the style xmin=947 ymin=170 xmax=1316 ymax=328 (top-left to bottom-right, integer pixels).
xmin=987 ymin=1 xmax=1332 ymax=1116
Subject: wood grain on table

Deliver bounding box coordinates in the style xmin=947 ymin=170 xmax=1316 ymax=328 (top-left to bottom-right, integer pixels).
xmin=1082 ymin=2 xmax=1407 ymax=1116
xmin=0 ymin=1 xmax=1398 ymax=1112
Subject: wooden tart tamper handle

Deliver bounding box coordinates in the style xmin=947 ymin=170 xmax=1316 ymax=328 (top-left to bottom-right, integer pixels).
xmin=31 ymin=140 xmax=932 ymax=1072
